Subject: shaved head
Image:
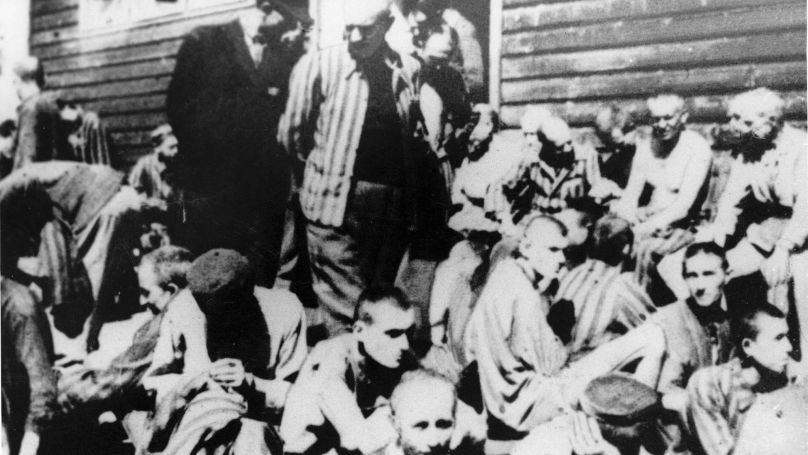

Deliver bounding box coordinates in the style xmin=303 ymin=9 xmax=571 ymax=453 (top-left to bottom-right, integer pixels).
xmin=344 ymin=0 xmax=392 ymax=25
xmin=344 ymin=0 xmax=393 ymax=61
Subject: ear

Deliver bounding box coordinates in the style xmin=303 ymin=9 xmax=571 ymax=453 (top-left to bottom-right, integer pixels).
xmin=680 ymin=112 xmax=690 ymax=124
xmin=165 ymin=282 xmax=179 ymax=297
xmin=741 ymin=338 xmax=753 ymax=354
xmin=353 ymin=321 xmax=364 ymax=335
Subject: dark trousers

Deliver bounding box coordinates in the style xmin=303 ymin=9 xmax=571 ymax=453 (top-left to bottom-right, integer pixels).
xmin=306 ymin=181 xmax=409 ymax=335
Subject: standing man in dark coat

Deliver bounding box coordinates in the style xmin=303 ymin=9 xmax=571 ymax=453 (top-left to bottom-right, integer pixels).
xmin=166 ymin=0 xmax=311 ymax=287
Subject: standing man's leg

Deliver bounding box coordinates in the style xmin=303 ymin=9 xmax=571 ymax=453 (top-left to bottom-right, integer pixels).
xmin=306 ymin=182 xmax=409 ymax=336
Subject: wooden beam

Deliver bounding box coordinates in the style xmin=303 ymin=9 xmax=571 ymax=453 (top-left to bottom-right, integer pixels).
xmin=489 ymin=0 xmax=503 ymax=109
xmin=502 ymin=3 xmax=806 ymax=56
xmin=502 ymin=61 xmax=806 ymax=104
xmin=502 ymin=31 xmax=806 ymax=80
xmin=503 ymin=0 xmax=793 ymax=32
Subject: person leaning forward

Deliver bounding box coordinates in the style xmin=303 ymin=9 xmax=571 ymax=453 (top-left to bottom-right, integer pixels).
xmin=277 ymin=0 xmax=423 ymax=336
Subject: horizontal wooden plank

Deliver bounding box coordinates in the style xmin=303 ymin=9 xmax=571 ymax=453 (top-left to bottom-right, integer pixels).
xmin=504 ymin=0 xmax=792 ymax=32
xmin=42 ymin=39 xmax=181 ymax=73
xmin=83 ymin=94 xmax=167 ymax=117
xmin=502 ymin=61 xmax=807 ymax=104
xmin=31 ymin=3 xmax=248 ymax=54
xmin=110 ymin=130 xmax=158 ymax=147
xmin=499 ymin=90 xmax=807 ymax=127
xmin=502 ymin=31 xmax=806 ymax=80
xmin=31 ymin=0 xmax=78 ymax=15
xmin=32 ymin=8 xmax=78 ymax=32
xmin=503 ymin=3 xmax=806 ymax=55
xmin=57 ymin=76 xmax=172 ymax=103
xmin=104 ymin=111 xmax=168 ymax=131
xmin=47 ymin=58 xmax=176 ymax=88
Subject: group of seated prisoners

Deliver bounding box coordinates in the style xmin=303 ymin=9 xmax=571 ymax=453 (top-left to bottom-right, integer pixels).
xmin=2 ymin=1 xmax=808 ymax=455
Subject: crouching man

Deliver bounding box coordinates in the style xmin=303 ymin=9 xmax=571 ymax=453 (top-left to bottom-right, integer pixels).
xmin=143 ymin=249 xmax=308 ymax=454
xmin=281 ymin=286 xmax=416 ymax=455
xmin=463 ymin=215 xmax=666 ymax=445
xmin=512 ymin=374 xmax=665 ymax=455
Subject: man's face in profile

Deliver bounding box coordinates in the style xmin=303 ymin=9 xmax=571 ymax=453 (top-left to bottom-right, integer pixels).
xmin=394 ymin=381 xmax=455 ymax=455
xmin=355 ymin=300 xmax=415 ymax=369
xmin=743 ymin=314 xmax=792 ymax=375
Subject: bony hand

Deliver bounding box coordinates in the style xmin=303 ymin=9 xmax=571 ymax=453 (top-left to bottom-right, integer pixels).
xmin=569 ymin=412 xmax=620 ymax=455
xmin=761 ymin=246 xmax=791 ymax=286
xmin=209 ymin=358 xmax=249 ymax=390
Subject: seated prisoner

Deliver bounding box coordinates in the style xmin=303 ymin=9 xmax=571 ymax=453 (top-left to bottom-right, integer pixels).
xmin=448 ymin=104 xmax=508 ymax=237
xmin=696 ymin=88 xmax=808 ymax=361
xmin=143 ymin=249 xmax=307 ymax=453
xmin=589 ymin=105 xmax=638 ymax=203
xmin=384 ymin=368 xmax=475 ymax=455
xmin=57 ymin=246 xmax=191 ymax=409
xmin=553 ymin=215 xmax=654 ymax=355
xmin=280 ymin=286 xmax=416 ymax=454
xmin=652 ymin=243 xmax=735 ymax=396
xmin=424 ymin=240 xmax=487 ymax=380
xmin=2 ymin=186 xmax=58 ymax=455
xmin=463 ymin=215 xmax=666 ymax=439
xmin=511 ymin=374 xmax=665 ymax=455
xmin=489 ymin=111 xmax=602 ymax=230
xmin=0 ymin=161 xmax=161 ymax=352
xmin=612 ymin=94 xmax=712 ymax=298
xmin=687 ymin=303 xmax=801 ymax=455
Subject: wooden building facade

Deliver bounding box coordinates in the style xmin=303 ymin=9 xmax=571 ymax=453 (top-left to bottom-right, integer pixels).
xmin=29 ymin=0 xmax=807 ymax=168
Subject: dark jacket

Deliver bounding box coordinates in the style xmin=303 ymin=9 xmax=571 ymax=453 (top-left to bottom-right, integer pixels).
xmin=167 ymin=20 xmax=297 ymax=198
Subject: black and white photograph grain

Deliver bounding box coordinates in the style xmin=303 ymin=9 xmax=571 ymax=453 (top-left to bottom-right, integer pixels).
xmin=0 ymin=0 xmax=806 ymax=454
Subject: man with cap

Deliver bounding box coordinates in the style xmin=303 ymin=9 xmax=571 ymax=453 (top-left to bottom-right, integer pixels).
xmin=511 ymin=374 xmax=665 ymax=455
xmin=142 ymin=248 xmax=308 ymax=451
xmin=166 ymin=0 xmax=311 ymax=288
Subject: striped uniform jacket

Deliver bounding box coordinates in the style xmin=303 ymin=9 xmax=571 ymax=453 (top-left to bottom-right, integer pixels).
xmin=487 ymin=142 xmax=602 ymax=220
xmin=553 ymin=259 xmax=655 ymax=355
xmin=277 ymin=44 xmax=421 ymax=228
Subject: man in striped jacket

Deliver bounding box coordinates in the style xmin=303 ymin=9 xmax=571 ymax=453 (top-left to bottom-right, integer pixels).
xmin=278 ymin=0 xmax=423 ymax=336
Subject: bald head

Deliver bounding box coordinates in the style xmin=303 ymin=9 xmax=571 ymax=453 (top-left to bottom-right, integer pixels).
xmin=728 ymin=88 xmax=785 ymax=145
xmin=648 ymin=94 xmax=688 ymax=142
xmin=344 ymin=0 xmax=393 ymax=61
xmin=391 ymin=370 xmax=456 ymax=455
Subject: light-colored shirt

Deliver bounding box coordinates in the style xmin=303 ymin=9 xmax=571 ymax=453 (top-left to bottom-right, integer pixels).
xmin=711 ymin=125 xmax=808 ymax=250
xmin=280 ymin=334 xmax=398 ymax=455
xmin=464 ymin=259 xmax=570 ymax=433
xmin=146 ymin=287 xmax=307 ymax=412
xmin=619 ymin=129 xmax=712 ymax=227
xmin=277 ymin=44 xmax=420 ymax=227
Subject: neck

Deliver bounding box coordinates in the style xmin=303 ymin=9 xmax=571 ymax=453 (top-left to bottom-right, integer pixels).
xmin=650 ymin=134 xmax=679 ymax=158
xmin=740 ymin=357 xmax=789 ymax=393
